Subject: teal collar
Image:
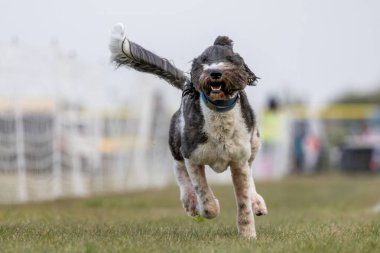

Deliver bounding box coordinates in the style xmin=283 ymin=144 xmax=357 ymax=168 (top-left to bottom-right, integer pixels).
xmin=200 ymin=92 xmax=239 ymax=112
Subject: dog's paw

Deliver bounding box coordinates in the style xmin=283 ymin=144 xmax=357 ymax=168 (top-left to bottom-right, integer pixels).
xmin=252 ymin=194 xmax=268 ymax=216
xmin=239 ymin=226 xmax=257 ymax=239
xmin=201 ymin=198 xmax=220 ymax=219
xmin=180 ymin=190 xmax=198 ymax=217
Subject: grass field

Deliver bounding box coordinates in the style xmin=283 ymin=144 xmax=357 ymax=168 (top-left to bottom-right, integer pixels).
xmin=0 ymin=175 xmax=379 ymax=253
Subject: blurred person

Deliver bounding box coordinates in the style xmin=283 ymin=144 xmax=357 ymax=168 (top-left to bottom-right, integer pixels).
xmin=304 ymin=130 xmax=321 ymax=174
xmin=258 ymin=97 xmax=288 ymax=179
xmin=292 ymin=120 xmax=307 ymax=173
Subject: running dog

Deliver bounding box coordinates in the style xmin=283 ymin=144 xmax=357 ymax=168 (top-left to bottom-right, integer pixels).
xmin=109 ymin=23 xmax=267 ymax=238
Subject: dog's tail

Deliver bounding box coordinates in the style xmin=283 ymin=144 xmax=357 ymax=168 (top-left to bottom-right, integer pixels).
xmin=109 ymin=23 xmax=188 ymax=90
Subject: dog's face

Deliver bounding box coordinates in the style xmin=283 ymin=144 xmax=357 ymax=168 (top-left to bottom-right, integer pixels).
xmin=191 ymin=36 xmax=257 ymax=101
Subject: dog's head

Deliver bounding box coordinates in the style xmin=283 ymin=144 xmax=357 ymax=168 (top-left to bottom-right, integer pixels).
xmin=191 ymin=36 xmax=257 ymax=101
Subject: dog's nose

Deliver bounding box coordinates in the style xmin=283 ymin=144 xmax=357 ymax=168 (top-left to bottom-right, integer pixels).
xmin=209 ymin=70 xmax=222 ymax=80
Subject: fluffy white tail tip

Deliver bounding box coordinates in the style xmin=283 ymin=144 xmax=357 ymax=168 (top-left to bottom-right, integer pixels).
xmin=109 ymin=22 xmax=130 ymax=56
xmin=111 ymin=23 xmax=125 ymax=39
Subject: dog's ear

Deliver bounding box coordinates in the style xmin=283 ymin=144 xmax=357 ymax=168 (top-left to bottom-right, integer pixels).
xmin=214 ymin=36 xmax=233 ymax=48
xmin=244 ymin=63 xmax=258 ymax=86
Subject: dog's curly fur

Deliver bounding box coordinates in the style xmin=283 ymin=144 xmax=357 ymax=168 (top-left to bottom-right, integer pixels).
xmin=109 ymin=24 xmax=267 ymax=238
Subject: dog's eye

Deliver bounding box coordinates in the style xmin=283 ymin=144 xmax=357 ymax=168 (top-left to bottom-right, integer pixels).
xmin=200 ymin=56 xmax=208 ymax=63
xmin=226 ymin=55 xmax=243 ymax=65
xmin=226 ymin=56 xmax=235 ymax=63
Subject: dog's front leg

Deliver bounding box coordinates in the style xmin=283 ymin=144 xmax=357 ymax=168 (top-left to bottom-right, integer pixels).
xmin=185 ymin=159 xmax=220 ymax=219
xmin=249 ymin=129 xmax=268 ymax=216
xmin=231 ymin=162 xmax=256 ymax=238
xmin=251 ymin=175 xmax=268 ymax=216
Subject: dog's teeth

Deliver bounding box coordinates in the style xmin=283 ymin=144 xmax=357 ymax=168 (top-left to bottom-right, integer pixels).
xmin=211 ymin=86 xmax=221 ymax=91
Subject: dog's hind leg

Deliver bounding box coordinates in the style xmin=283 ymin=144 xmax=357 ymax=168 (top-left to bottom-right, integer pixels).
xmin=249 ymin=129 xmax=268 ymax=216
xmin=185 ymin=159 xmax=220 ymax=219
xmin=231 ymin=162 xmax=256 ymax=238
xmin=173 ymin=160 xmax=198 ymax=217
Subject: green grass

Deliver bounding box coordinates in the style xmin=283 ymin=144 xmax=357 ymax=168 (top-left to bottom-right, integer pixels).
xmin=0 ymin=175 xmax=379 ymax=253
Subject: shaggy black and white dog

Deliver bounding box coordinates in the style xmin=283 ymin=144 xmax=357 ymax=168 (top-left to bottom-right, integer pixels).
xmin=109 ymin=23 xmax=267 ymax=238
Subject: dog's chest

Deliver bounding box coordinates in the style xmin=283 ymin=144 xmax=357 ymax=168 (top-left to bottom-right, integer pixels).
xmin=190 ymin=101 xmax=252 ymax=172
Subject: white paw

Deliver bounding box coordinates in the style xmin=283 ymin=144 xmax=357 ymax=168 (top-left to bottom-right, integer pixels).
xmin=180 ymin=190 xmax=198 ymax=217
xmin=200 ymin=198 xmax=220 ymax=219
xmin=238 ymin=224 xmax=257 ymax=239
xmin=240 ymin=231 xmax=257 ymax=239
xmin=252 ymin=194 xmax=268 ymax=216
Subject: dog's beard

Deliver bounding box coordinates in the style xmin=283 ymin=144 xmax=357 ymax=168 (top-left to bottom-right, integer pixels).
xmin=199 ymin=69 xmax=248 ymax=100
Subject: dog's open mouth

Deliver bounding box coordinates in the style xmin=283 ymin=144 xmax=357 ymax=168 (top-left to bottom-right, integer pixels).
xmin=209 ymin=81 xmax=224 ymax=93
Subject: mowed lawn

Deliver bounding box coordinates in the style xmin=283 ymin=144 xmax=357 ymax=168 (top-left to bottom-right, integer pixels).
xmin=0 ymin=175 xmax=379 ymax=253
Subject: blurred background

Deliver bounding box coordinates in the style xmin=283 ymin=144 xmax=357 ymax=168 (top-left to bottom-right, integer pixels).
xmin=0 ymin=0 xmax=379 ymax=203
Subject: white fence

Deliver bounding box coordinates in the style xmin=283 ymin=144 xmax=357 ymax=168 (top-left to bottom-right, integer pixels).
xmin=0 ymin=97 xmax=173 ymax=204
xmin=0 ymin=96 xmax=299 ymax=204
